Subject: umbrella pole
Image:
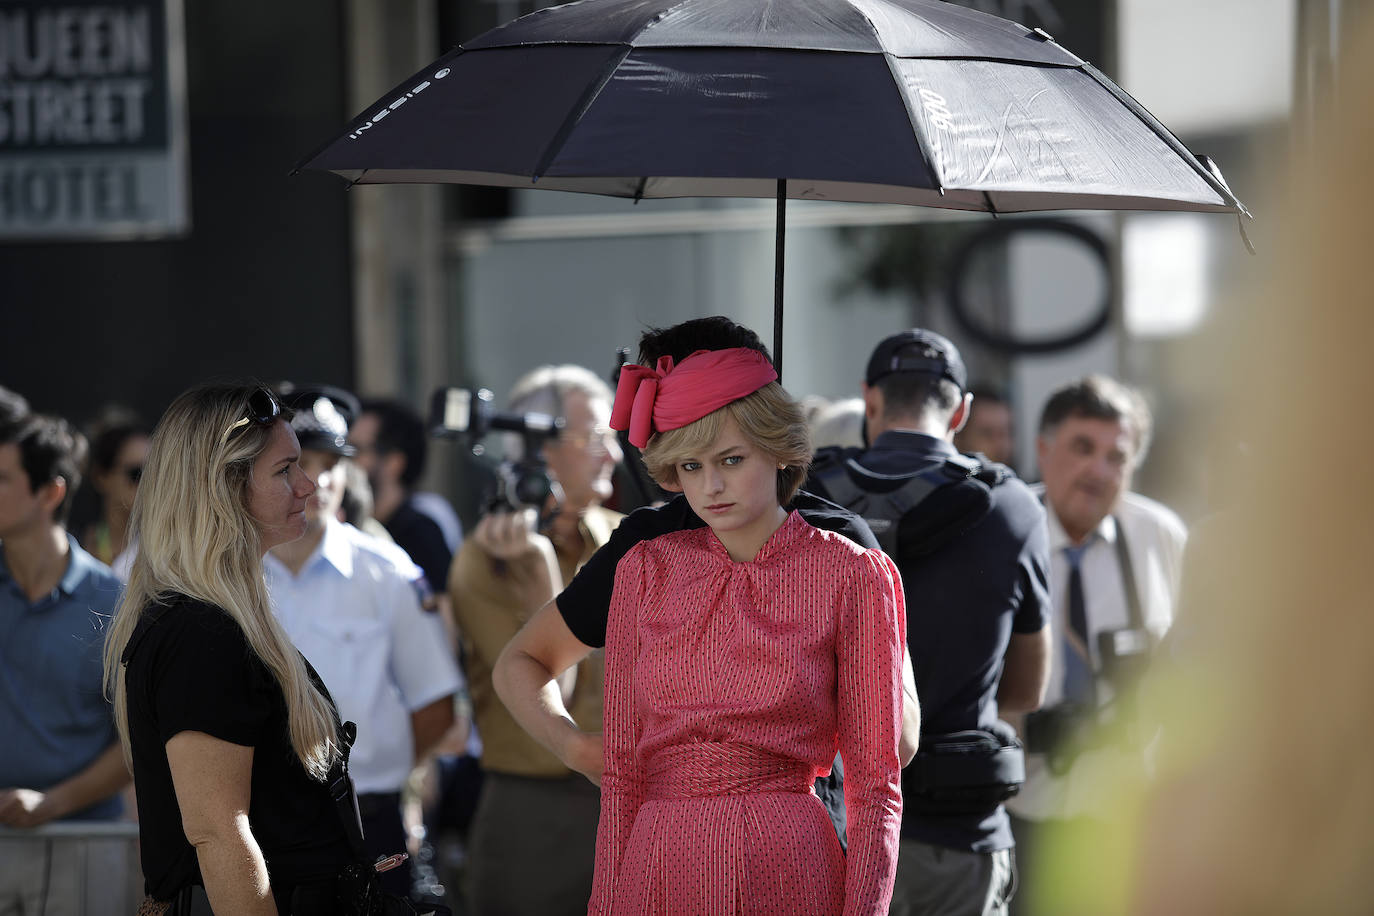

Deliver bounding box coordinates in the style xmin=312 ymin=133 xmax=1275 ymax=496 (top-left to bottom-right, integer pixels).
xmin=774 ymin=179 xmax=786 ymax=382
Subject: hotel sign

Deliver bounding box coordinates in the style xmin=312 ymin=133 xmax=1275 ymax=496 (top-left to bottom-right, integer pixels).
xmin=0 ymin=0 xmax=188 ymax=240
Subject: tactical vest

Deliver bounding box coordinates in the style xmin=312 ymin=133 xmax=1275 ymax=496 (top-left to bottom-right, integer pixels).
xmin=809 ymin=446 xmax=1011 ymax=561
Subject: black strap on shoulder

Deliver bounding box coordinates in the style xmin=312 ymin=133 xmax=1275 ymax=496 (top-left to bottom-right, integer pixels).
xmin=811 ymin=449 xmax=999 ymax=557
xmin=328 ymin=720 xmax=369 ymax=863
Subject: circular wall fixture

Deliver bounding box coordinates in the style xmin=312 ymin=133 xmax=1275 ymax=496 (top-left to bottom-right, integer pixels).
xmin=946 ymin=218 xmax=1112 ymax=354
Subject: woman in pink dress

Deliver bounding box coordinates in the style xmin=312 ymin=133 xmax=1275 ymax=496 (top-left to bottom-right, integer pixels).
xmin=591 ymin=347 xmax=906 ymax=915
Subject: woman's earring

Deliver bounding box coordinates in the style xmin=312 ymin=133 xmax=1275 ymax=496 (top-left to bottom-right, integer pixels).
xmin=777 ymin=463 xmax=787 ymax=470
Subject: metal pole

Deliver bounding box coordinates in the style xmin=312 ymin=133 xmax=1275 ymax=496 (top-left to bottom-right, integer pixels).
xmin=775 ymin=179 xmax=786 ymax=381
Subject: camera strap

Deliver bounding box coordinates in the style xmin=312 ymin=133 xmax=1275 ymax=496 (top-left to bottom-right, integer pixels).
xmin=1111 ymin=515 xmax=1145 ymax=631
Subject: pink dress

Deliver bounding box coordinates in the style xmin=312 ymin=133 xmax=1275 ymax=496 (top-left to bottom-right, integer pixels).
xmin=590 ymin=511 xmax=906 ymax=916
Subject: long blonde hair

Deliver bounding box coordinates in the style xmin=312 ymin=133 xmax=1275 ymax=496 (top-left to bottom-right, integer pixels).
xmin=102 ymin=383 xmax=339 ymax=780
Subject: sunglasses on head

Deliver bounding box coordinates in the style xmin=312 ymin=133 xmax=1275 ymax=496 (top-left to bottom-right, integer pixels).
xmin=219 ymin=388 xmax=282 ymax=446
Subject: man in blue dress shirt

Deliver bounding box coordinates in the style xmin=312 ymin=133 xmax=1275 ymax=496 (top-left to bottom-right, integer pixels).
xmin=0 ymin=414 xmax=129 ymax=911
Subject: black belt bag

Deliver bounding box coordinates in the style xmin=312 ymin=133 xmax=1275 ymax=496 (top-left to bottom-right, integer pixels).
xmin=907 ymin=721 xmax=1025 ymax=814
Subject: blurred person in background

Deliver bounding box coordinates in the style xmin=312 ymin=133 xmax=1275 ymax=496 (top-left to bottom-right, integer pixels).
xmin=0 ymin=385 xmax=29 ymax=425
xmin=79 ymin=416 xmax=150 ymax=569
xmin=350 ymin=398 xmax=455 ymax=597
xmin=954 ymin=386 xmax=1016 ymax=471
xmin=807 ymin=330 xmax=1050 ymax=916
xmin=340 ymin=458 xmax=394 ymax=543
xmin=264 ymin=386 xmax=461 ymax=901
xmin=449 ymin=364 xmax=622 ymax=915
xmin=332 ymin=434 xmax=470 ymax=907
xmin=809 ymin=396 xmax=867 ymax=450
xmin=1072 ymin=22 xmax=1374 ymax=914
xmin=1007 ymin=375 xmax=1185 ymax=915
xmin=0 ymin=414 xmax=129 ymax=915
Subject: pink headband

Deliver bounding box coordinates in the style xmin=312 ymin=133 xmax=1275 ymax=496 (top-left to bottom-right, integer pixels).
xmin=610 ymin=348 xmax=778 ymax=448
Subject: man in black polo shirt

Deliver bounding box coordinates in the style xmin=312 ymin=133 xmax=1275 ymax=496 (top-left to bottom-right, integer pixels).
xmin=491 ymin=317 xmax=918 ymax=847
xmin=807 ymin=330 xmax=1051 ymax=916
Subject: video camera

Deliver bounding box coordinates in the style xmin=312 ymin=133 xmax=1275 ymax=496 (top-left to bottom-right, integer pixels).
xmin=426 ymin=349 xmax=667 ymax=518
xmin=429 ymin=387 xmax=565 ymax=512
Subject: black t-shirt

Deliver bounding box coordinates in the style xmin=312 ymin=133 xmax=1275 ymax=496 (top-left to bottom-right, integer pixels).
xmin=557 ymin=489 xmax=879 ymax=648
xmin=121 ymin=595 xmax=353 ymax=908
xmin=808 ymin=431 xmax=1051 ymax=853
xmin=384 ymin=499 xmax=453 ymax=594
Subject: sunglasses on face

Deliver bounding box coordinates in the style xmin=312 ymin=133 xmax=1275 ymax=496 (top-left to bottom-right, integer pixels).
xmin=219 ymin=388 xmax=282 ymax=446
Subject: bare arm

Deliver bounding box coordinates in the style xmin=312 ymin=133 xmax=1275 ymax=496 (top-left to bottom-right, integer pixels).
xmin=898 ymin=646 xmax=921 ymax=767
xmin=997 ymin=626 xmax=1052 ymax=714
xmin=0 ymin=742 xmax=131 ymax=827
xmin=492 ymin=598 xmax=603 ymax=784
xmin=410 ymin=695 xmax=456 ymax=762
xmin=166 ymin=732 xmax=276 ymax=915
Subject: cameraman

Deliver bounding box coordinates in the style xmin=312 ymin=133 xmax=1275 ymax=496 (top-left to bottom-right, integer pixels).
xmin=1008 ymin=376 xmax=1186 ymax=916
xmin=448 ymin=365 xmax=622 ymax=916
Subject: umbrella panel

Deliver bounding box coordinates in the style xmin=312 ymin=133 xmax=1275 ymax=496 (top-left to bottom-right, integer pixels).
xmin=466 ymin=0 xmax=1081 ymax=65
xmin=313 ymin=45 xmax=622 ymax=177
xmin=545 ymin=48 xmax=937 ymax=191
xmin=895 ymin=59 xmax=1229 ymax=208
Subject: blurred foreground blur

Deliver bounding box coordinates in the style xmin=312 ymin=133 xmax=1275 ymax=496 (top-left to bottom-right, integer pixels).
xmin=1030 ymin=14 xmax=1374 ymax=916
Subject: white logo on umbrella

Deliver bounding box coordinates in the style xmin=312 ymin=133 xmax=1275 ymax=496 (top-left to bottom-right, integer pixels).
xmin=347 ymin=74 xmax=438 ymax=140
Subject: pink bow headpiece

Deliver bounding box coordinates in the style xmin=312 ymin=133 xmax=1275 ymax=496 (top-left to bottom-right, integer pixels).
xmin=610 ymin=348 xmax=778 ymax=448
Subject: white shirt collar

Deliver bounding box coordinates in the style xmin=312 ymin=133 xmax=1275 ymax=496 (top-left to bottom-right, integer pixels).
xmin=265 ymin=516 xmax=353 ymax=581
xmin=316 ymin=516 xmax=353 ymax=577
xmin=1044 ymin=498 xmax=1118 ymax=553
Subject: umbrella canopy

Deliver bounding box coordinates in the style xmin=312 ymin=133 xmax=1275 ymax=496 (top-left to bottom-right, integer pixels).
xmin=297 ymin=0 xmax=1250 ymax=374
xmin=301 ymin=0 xmax=1246 ymax=216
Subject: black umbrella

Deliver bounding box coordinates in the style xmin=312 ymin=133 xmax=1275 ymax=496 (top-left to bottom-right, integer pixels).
xmin=297 ymin=0 xmax=1249 ymax=378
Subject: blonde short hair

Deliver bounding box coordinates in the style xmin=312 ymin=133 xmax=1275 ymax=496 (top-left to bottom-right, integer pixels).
xmin=641 ymin=382 xmax=811 ymax=505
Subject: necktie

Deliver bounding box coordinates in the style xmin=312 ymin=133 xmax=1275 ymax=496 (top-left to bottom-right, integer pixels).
xmin=1062 ymin=542 xmax=1097 ymax=706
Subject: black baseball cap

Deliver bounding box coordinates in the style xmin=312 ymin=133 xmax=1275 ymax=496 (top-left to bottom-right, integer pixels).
xmin=864 ymin=329 xmax=967 ymax=392
xmin=276 ymin=383 xmax=360 ymax=457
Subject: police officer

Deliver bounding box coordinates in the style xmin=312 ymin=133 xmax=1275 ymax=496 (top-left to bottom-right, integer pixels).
xmin=808 ymin=330 xmax=1052 ymax=916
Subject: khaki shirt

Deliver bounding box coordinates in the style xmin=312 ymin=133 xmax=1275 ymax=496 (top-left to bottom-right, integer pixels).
xmin=449 ymin=505 xmax=621 ymax=777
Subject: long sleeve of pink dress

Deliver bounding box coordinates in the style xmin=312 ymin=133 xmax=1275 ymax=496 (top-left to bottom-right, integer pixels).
xmin=589 ymin=511 xmax=905 ymax=916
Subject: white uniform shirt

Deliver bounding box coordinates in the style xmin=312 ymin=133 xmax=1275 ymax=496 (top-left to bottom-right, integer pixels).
xmin=265 ymin=518 xmax=462 ymax=795
xmin=1009 ymin=490 xmax=1187 ymax=821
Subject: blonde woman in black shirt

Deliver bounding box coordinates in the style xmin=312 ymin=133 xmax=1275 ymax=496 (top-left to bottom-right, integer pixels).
xmin=103 ymin=384 xmax=355 ymax=914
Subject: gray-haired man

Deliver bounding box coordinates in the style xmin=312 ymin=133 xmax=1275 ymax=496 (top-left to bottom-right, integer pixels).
xmin=1008 ymin=375 xmax=1186 ymax=915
